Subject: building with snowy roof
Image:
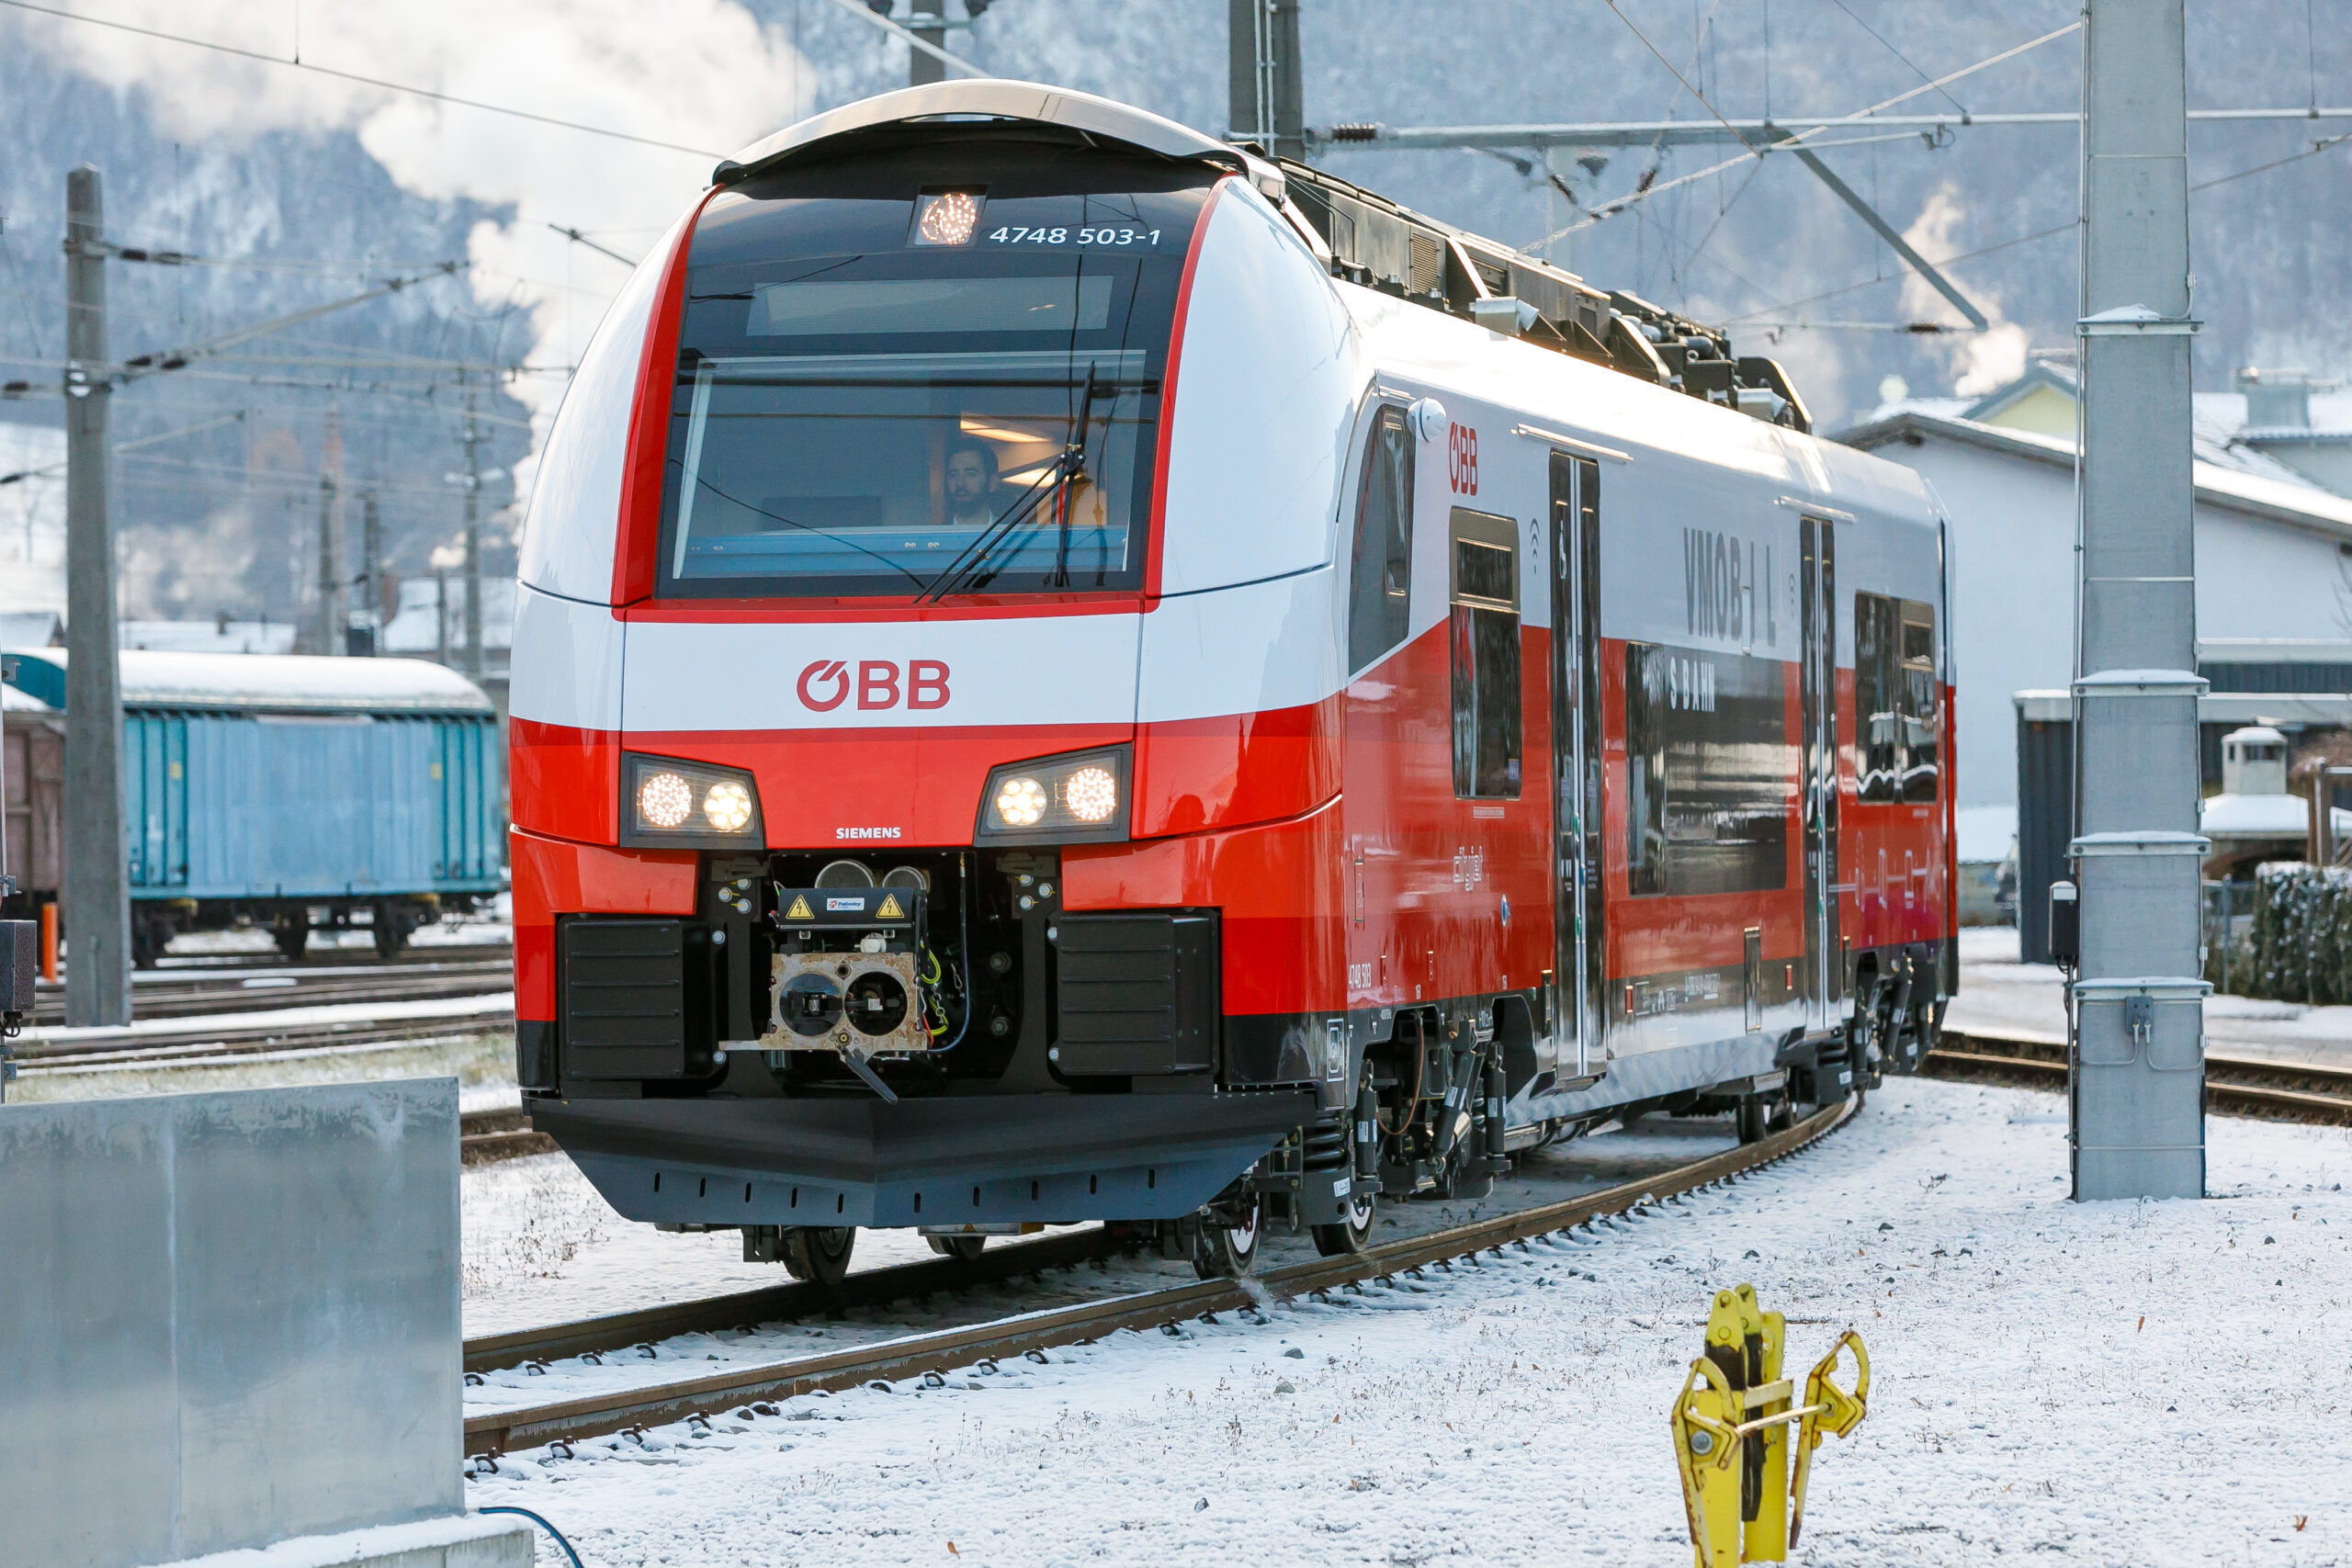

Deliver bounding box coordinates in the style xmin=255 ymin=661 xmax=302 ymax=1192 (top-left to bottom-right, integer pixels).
xmin=1838 ymin=367 xmax=2352 ymax=818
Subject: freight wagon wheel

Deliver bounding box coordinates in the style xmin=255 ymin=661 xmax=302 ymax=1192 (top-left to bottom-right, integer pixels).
xmin=1310 ymin=1188 xmax=1376 ymax=1258
xmin=272 ymin=909 xmax=310 ymax=961
xmin=926 ymin=1234 xmax=986 ymax=1262
xmin=782 ymin=1225 xmax=856 ymax=1287
xmin=1189 ymin=1193 xmax=1261 ymax=1280
xmin=372 ymin=899 xmax=414 ymax=960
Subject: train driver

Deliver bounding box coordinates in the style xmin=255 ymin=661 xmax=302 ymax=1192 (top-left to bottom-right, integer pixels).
xmin=944 ymin=436 xmax=1000 ymax=530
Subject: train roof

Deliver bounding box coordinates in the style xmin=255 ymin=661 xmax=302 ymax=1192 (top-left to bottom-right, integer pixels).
xmin=711 ymin=80 xmax=1807 ymax=434
xmin=1 ymin=649 xmax=495 ymax=716
xmin=715 ymin=79 xmax=1255 ymax=188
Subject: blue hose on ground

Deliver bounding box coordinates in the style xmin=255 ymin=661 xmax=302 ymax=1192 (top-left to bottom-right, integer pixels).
xmin=478 ymin=1506 xmax=585 ymax=1568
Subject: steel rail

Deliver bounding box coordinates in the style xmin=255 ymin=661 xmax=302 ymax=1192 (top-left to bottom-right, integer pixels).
xmin=462 ymin=1096 xmax=1856 ymax=1456
xmin=29 ymin=958 xmax=513 ymax=1025
xmin=459 ymin=1107 xmax=557 ymax=1167
xmin=1924 ymin=1030 xmax=2352 ymax=1125
xmin=10 ymin=1001 xmax=514 ymax=1067
xmin=464 ymin=1226 xmax=1130 ymax=1375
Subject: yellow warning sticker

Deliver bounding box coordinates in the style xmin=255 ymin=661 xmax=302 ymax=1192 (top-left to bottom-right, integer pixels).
xmin=876 ymin=894 xmax=905 ymax=919
xmin=785 ymin=895 xmax=813 ymax=920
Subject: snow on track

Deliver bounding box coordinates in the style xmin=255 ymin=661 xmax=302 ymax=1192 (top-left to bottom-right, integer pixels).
xmin=464 ymin=1080 xmax=2350 ymax=1566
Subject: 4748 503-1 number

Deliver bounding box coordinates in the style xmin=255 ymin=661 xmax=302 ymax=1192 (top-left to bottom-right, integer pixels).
xmin=985 ymin=226 xmax=1161 ymax=246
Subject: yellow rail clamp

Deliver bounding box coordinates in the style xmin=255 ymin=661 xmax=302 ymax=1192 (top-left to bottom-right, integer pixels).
xmin=1669 ymin=1284 xmax=1869 ymax=1565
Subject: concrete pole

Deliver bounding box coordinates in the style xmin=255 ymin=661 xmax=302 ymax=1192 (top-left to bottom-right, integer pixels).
xmin=314 ymin=472 xmax=345 ymax=655
xmin=2071 ymin=0 xmax=2205 ymax=1201
xmin=360 ymin=491 xmax=383 ymax=655
xmin=461 ymin=390 xmax=483 ymax=679
xmin=61 ymin=165 xmax=130 ymax=1027
xmin=908 ymin=0 xmax=945 ymax=87
xmin=1227 ymin=0 xmax=1304 ymax=161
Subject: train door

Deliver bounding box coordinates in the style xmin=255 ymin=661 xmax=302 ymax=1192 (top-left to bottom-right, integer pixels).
xmin=1548 ymin=453 xmax=1603 ymax=1078
xmin=1799 ymin=516 xmax=1840 ymax=1029
xmin=1342 ymin=403 xmax=1418 ymax=1025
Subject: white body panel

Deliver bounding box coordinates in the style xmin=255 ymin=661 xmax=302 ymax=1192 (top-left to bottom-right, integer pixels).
xmin=509 ymin=584 xmax=625 ymax=731
xmin=619 ymin=614 xmax=1142 ymax=733
xmin=1156 ymin=183 xmax=1363 ymax=597
xmin=1136 ymin=567 xmax=1343 ymax=723
xmin=515 ymin=212 xmax=687 ymax=605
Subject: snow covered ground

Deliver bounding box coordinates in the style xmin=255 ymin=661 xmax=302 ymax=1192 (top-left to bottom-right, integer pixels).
xmin=463 ymin=1080 xmax=2352 ymax=1566
xmin=1951 ymin=925 xmax=2352 ymax=1066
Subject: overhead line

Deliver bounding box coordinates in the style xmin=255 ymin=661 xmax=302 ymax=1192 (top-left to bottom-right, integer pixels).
xmin=0 ymin=0 xmax=725 ymax=158
xmin=1525 ymin=19 xmax=2087 ymax=246
xmin=1723 ymin=130 xmax=2352 ymax=332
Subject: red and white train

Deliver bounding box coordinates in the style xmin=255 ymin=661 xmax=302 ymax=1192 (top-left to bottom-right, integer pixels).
xmin=510 ymin=82 xmax=1955 ymax=1281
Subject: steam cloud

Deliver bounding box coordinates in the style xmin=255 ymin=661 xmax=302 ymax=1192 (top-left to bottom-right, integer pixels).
xmin=1899 ymin=183 xmax=2030 ymax=399
xmin=17 ymin=1 xmax=817 ymax=496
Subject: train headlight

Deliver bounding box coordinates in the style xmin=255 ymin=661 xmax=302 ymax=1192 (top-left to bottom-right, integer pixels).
xmin=622 ymin=753 xmax=763 ymax=846
xmin=704 ymin=780 xmax=753 ymax=832
xmin=638 ymin=771 xmax=693 ymax=829
xmin=995 ymin=776 xmax=1047 ymax=827
xmin=1063 ymin=765 xmax=1118 ymax=824
xmin=977 ymin=747 xmax=1130 ymax=844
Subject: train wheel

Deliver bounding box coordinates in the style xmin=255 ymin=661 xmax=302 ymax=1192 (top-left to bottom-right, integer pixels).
xmin=1189 ymin=1194 xmax=1261 ymax=1280
xmin=1736 ymin=1097 xmax=1770 ymax=1145
xmin=782 ymin=1225 xmax=856 ymax=1287
xmin=1310 ymin=1189 xmax=1376 ymax=1258
xmin=925 ymin=1234 xmax=986 ymax=1262
xmin=372 ymin=900 xmax=413 ymax=960
xmin=273 ymin=909 xmax=310 ymax=962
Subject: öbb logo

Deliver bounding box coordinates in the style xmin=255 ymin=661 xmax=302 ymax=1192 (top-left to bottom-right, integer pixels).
xmin=797 ymin=659 xmax=950 ymax=713
xmin=1447 ymin=422 xmax=1478 ymax=495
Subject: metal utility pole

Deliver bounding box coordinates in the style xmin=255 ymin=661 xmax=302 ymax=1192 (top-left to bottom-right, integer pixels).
xmin=61 ymin=166 xmax=130 ymax=1027
xmin=1227 ymin=0 xmax=1305 ymax=161
xmin=358 ymin=490 xmax=383 ymax=656
xmin=459 ymin=389 xmax=484 ymax=678
xmin=908 ymin=0 xmax=946 ymax=86
xmin=313 ymin=471 xmax=345 ymax=656
xmin=2071 ymin=0 xmax=2205 ymax=1201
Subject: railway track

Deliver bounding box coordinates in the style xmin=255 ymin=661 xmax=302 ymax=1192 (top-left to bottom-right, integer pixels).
xmin=8 ymin=996 xmax=514 ymax=1070
xmin=28 ymin=948 xmax=513 ymax=1026
xmin=460 ymin=1106 xmax=557 ymax=1166
xmin=461 ymin=1095 xmax=1854 ymax=1458
xmin=1924 ymin=1029 xmax=2352 ymax=1125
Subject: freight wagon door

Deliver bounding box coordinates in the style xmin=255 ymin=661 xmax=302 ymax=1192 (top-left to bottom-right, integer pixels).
xmin=1547 ymin=453 xmax=1603 ymax=1078
xmin=1800 ymin=516 xmax=1841 ymax=1028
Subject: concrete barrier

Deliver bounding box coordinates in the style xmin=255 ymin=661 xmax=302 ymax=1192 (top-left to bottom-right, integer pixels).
xmin=0 ymin=1078 xmax=514 ymax=1568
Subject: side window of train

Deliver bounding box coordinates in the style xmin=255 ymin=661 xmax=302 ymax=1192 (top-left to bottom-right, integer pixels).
xmin=1854 ymin=591 xmax=1939 ymax=803
xmin=1898 ymin=602 xmax=1939 ymax=802
xmin=1623 ymin=642 xmax=1791 ymax=896
xmin=1347 ymin=405 xmax=1416 ymax=674
xmin=1854 ymin=592 xmax=1897 ymax=803
xmin=1449 ymin=508 xmax=1522 ymax=798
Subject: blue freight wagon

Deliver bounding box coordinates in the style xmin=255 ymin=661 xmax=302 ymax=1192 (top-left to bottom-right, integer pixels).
xmin=1 ymin=650 xmax=503 ymax=963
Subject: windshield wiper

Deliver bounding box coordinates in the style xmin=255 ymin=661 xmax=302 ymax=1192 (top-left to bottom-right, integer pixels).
xmin=913 ymin=366 xmax=1103 ymax=604
xmin=911 ymin=446 xmax=1086 ymax=604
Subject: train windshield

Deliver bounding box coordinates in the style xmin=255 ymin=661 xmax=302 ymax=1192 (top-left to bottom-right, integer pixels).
xmin=655 ymin=146 xmax=1212 ymax=601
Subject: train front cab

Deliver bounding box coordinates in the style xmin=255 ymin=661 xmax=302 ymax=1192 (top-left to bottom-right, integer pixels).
xmin=509 ymin=96 xmax=1373 ymax=1270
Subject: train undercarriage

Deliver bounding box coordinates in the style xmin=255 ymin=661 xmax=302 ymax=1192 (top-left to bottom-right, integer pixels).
xmin=529 ymin=843 xmax=1945 ymax=1285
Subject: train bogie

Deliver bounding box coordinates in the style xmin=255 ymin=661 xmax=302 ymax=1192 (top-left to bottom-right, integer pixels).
xmin=509 ymin=81 xmax=1957 ymax=1273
